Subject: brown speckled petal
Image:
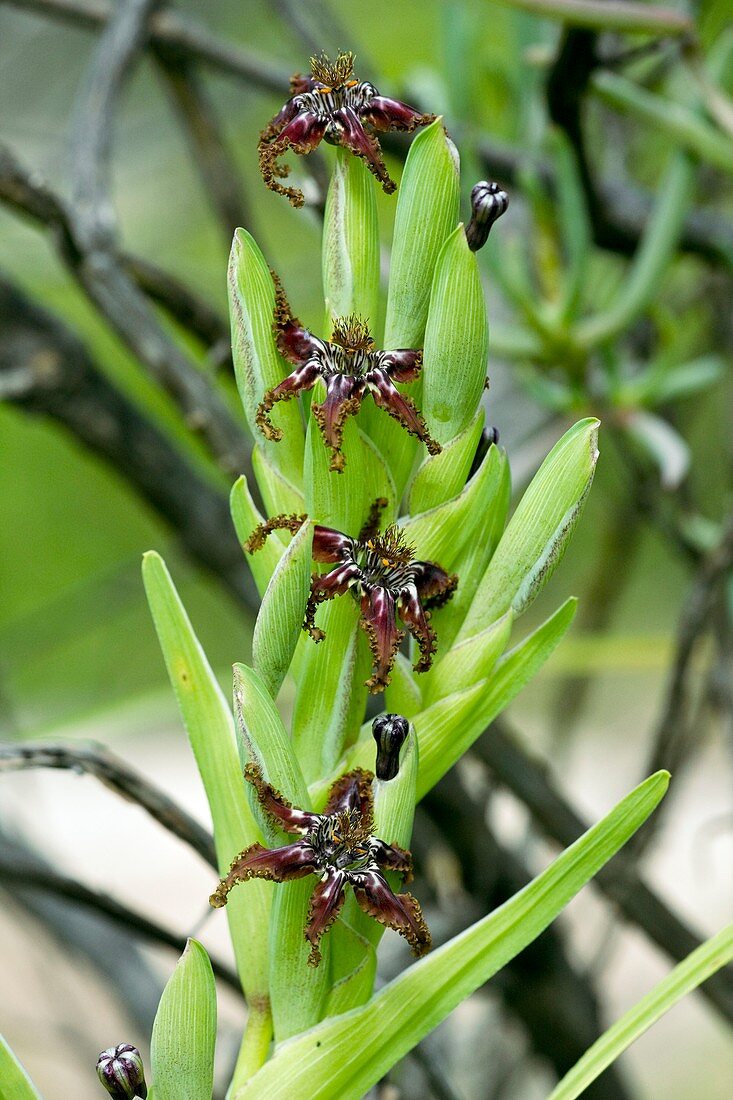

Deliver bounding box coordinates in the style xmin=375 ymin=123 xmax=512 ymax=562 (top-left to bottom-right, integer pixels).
xmin=209 ymin=840 xmax=317 ymax=908
xmin=350 ymin=868 xmax=431 ymax=957
xmin=359 ymin=587 xmax=404 ymax=693
xmin=305 ymin=868 xmax=348 ymax=966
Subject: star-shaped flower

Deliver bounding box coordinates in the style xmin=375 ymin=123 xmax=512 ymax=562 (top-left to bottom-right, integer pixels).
xmin=210 ymin=764 xmax=430 ymax=966
xmin=257 ymin=279 xmax=441 ymax=471
xmin=258 ymin=50 xmax=436 ymax=207
xmin=246 ymin=501 xmax=457 ymax=692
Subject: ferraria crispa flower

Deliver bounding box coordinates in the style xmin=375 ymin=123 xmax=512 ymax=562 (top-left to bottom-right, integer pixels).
xmin=246 ymin=503 xmax=457 ymax=692
xmin=210 ymin=764 xmax=431 ymax=966
xmin=258 ymin=50 xmax=436 ymax=206
xmin=257 ymin=279 xmax=441 ymax=471
xmin=96 ymin=1045 xmax=147 ymax=1099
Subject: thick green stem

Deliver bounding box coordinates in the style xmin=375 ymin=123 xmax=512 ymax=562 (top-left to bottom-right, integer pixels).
xmin=227 ymin=1001 xmax=273 ymax=1096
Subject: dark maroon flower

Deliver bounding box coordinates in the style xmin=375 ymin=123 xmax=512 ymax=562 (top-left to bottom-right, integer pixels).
xmin=257 ymin=280 xmax=440 ymax=471
xmin=96 ymin=1045 xmax=147 ymax=1099
xmin=258 ymin=50 xmax=436 ymax=207
xmin=245 ymin=502 xmax=457 ymax=692
xmin=210 ymin=764 xmax=430 ymax=966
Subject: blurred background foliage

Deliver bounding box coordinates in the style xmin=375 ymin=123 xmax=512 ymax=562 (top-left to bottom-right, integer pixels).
xmin=1 ymin=0 xmax=732 ymax=1097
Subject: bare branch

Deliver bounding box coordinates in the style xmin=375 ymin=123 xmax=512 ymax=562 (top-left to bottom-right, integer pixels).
xmin=0 ymin=275 xmax=257 ymax=607
xmin=0 ymin=858 xmax=241 ymax=993
xmin=478 ymin=719 xmax=733 ymax=1025
xmin=0 ymin=740 xmax=217 ymax=868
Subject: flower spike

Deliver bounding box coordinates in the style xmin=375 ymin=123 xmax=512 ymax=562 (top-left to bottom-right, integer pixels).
xmin=246 ymin=505 xmax=458 ymax=692
xmin=258 ymin=277 xmax=441 ymax=471
xmin=210 ymin=765 xmax=431 ymax=966
xmin=258 ymin=51 xmax=437 ymax=206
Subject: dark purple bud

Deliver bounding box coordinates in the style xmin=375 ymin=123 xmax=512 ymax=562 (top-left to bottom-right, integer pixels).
xmin=96 ymin=1045 xmax=147 ymax=1099
xmin=465 ymin=181 xmax=509 ymax=252
xmin=372 ymin=713 xmax=410 ymax=780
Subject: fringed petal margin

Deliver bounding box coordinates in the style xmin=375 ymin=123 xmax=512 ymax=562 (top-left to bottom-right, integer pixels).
xmin=311 ymin=373 xmax=366 ymax=471
xmin=244 ymin=513 xmax=307 ymax=554
xmin=379 ymin=348 xmax=423 ymax=384
xmin=305 ymin=868 xmax=348 ymax=966
xmin=333 ymin=105 xmax=396 ymax=194
xmin=363 ymin=97 xmax=437 ymax=133
xmin=303 ymin=562 xmax=360 ymax=642
xmin=350 ymin=869 xmax=431 ymax=957
xmin=398 ymin=583 xmax=439 ymax=675
xmin=245 ymin=763 xmax=321 ymax=834
xmin=322 ymin=768 xmax=375 ymax=821
xmin=258 ymin=113 xmax=327 ymax=207
xmin=257 ymin=360 xmax=321 ymax=440
xmin=412 ymin=561 xmax=459 ymax=608
xmin=371 ymin=839 xmax=414 ymax=883
xmin=209 ymin=841 xmax=317 ymax=908
xmin=367 ymin=367 xmax=441 ymax=456
xmin=359 ymin=587 xmax=404 ymax=693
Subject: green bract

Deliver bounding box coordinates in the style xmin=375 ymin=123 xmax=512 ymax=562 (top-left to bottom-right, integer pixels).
xmin=150 ymin=940 xmax=217 ymax=1100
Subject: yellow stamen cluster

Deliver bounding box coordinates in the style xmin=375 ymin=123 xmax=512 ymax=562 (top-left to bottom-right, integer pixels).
xmin=310 ymin=50 xmax=356 ymax=89
xmin=330 ymin=313 xmax=375 ymax=352
xmin=366 ymin=525 xmax=416 ymax=567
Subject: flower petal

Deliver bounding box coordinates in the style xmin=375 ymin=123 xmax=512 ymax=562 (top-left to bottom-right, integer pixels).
xmin=305 ymin=868 xmax=348 ymax=967
xmin=359 ymin=587 xmax=404 ymax=693
xmin=312 ymin=525 xmax=356 ymax=562
xmin=333 ymin=106 xmax=395 ymax=194
xmin=362 ymin=96 xmax=436 ymax=133
xmin=209 ymin=841 xmax=317 ymax=908
xmin=311 ymin=373 xmax=366 ymax=472
xmin=398 ymin=583 xmax=438 ymax=674
xmin=350 ymin=868 xmax=431 ymax=957
xmin=244 ymin=513 xmax=307 ymax=554
xmin=378 ymin=348 xmax=423 ymax=383
xmin=258 ymin=112 xmax=327 ymax=207
xmin=322 ymin=768 xmax=374 ymax=819
xmin=371 ymin=839 xmax=414 ymax=883
xmin=245 ymin=762 xmax=321 ymax=834
xmin=412 ymin=561 xmax=459 ymax=608
xmin=304 ymin=561 xmax=361 ymax=642
xmin=256 ymin=360 xmax=320 ymax=441
xmin=367 ymin=367 xmax=441 ymax=456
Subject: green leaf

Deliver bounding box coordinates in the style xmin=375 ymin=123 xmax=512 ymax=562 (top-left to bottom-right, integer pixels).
xmin=423 ymin=611 xmax=513 ymax=706
xmin=231 ymin=664 xmax=328 ymax=1043
xmin=291 ymin=600 xmax=365 ymax=785
xmin=253 ymin=519 xmax=313 ymax=697
xmin=384 ymin=119 xmax=460 ymax=347
xmin=252 ymin=445 xmax=306 ymax=517
xmin=416 ymin=598 xmax=577 ymax=797
xmin=636 ymin=354 xmax=727 ymax=405
xmin=232 ymin=772 xmax=669 ymax=1100
xmin=549 ymin=922 xmax=733 ymax=1100
xmin=304 ymin=407 xmax=397 ymax=535
xmin=457 ymin=419 xmax=598 ymax=641
xmin=142 ymin=554 xmax=269 ymax=998
xmin=365 ymin=118 xmax=460 ymax=493
xmin=150 ymin=939 xmax=216 ymax=1100
xmin=230 ymin=474 xmax=286 ymax=598
xmin=622 ymin=410 xmax=690 ymax=491
xmin=547 ymin=126 xmax=591 ymax=323
xmin=407 ymin=407 xmax=485 ymax=514
xmin=384 ymin=652 xmax=423 ymax=719
xmin=322 ymin=148 xmax=379 ymax=330
xmin=422 ymin=227 xmax=488 ymax=444
xmin=498 ymin=0 xmax=691 ymax=33
xmin=0 ymin=1033 xmax=42 ymax=1099
xmin=228 ymin=229 xmax=304 ymax=485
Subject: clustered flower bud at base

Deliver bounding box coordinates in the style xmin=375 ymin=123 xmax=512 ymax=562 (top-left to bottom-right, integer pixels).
xmin=372 ymin=713 xmax=410 ymax=780
xmin=96 ymin=1045 xmax=147 ymax=1099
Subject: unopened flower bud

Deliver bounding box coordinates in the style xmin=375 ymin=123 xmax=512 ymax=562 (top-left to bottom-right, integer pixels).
xmin=465 ymin=181 xmax=509 ymax=252
xmin=372 ymin=713 xmax=410 ymax=780
xmin=96 ymin=1045 xmax=147 ymax=1099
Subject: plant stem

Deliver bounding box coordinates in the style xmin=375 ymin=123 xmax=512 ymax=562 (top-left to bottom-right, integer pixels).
xmin=227 ymin=1002 xmax=273 ymax=1096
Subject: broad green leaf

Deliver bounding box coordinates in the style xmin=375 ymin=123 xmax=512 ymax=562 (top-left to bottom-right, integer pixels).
xmin=230 ymin=474 xmax=286 ymax=597
xmin=142 ymin=554 xmax=269 ymax=998
xmin=228 ymin=229 xmax=304 ymax=483
xmin=150 ymin=939 xmax=216 ymax=1100
xmin=252 ymin=445 xmax=305 ymax=517
xmin=325 ymin=923 xmax=378 ymax=1017
xmin=549 ymin=922 xmax=733 ymax=1100
xmin=407 ymin=408 xmax=485 ymax=514
xmin=253 ymin=520 xmax=313 ymax=697
xmin=416 ymin=598 xmax=577 ymax=797
xmin=304 ymin=406 xmax=396 ymax=535
xmin=548 ymin=126 xmax=591 ymax=323
xmin=422 ymin=226 xmax=488 ymax=444
xmin=231 ymin=664 xmax=327 ymax=1042
xmin=322 ymin=148 xmax=379 ymax=330
xmin=366 ymin=118 xmax=461 ymax=493
xmin=423 ymin=611 xmax=513 ymax=705
xmin=291 ymin=600 xmax=364 ymax=785
xmin=384 ymin=118 xmax=460 ymax=347
xmin=500 ymin=0 xmax=690 ymax=33
xmin=401 ymin=440 xmax=508 ymax=571
xmin=0 ymin=1033 xmax=41 ymax=1099
xmin=384 ymin=652 xmax=423 ymax=719
xmin=233 ymin=772 xmax=669 ymax=1100
xmin=458 ymin=419 xmax=598 ymax=641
